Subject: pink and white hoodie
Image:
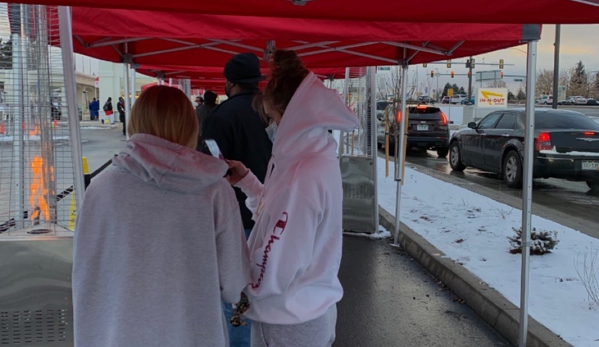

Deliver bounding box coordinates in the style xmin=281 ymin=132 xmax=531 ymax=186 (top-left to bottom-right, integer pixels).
xmin=235 ymin=72 xmax=359 ymax=325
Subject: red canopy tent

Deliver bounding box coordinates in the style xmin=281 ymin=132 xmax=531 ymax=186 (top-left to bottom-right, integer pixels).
xmin=30 ymin=0 xmax=599 ymax=24
xmin=62 ymin=8 xmax=540 ymax=68
xmin=135 ymin=65 xmax=348 ymax=81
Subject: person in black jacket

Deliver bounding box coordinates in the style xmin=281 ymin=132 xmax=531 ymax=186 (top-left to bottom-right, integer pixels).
xmin=117 ymin=97 xmax=126 ymax=135
xmin=200 ymin=52 xmax=271 ymax=347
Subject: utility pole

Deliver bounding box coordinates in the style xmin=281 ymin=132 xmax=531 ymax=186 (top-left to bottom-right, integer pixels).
xmin=468 ymin=56 xmax=473 ymax=101
xmin=552 ymin=25 xmax=561 ymax=109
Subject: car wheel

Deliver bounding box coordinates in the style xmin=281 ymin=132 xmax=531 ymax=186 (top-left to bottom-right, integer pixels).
xmin=437 ymin=147 xmax=449 ymax=158
xmin=449 ymin=142 xmax=466 ymax=171
xmin=503 ymin=151 xmax=523 ymax=188
xmin=587 ymin=180 xmax=599 ymax=191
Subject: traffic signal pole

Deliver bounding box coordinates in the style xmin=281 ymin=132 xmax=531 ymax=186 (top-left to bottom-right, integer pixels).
xmin=467 ymin=56 xmax=473 ymax=102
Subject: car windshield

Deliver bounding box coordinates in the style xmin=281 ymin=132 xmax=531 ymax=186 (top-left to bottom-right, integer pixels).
xmin=408 ymin=107 xmax=442 ymax=119
xmin=536 ymin=112 xmax=599 ymax=130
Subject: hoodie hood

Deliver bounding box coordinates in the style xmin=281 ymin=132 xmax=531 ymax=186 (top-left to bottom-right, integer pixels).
xmin=112 ymin=133 xmax=228 ymax=194
xmin=272 ymin=72 xmax=359 ymax=167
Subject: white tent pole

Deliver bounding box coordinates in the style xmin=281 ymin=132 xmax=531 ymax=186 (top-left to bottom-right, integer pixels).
xmin=339 ymin=67 xmax=350 ymax=157
xmin=123 ymin=62 xmax=130 ymax=139
xmin=58 ymin=6 xmax=85 ymax=209
xmin=131 ymin=66 xmax=136 ymax=108
xmin=369 ymin=67 xmax=379 ymax=231
xmin=393 ymin=64 xmax=408 ymax=245
xmin=519 ymin=40 xmax=538 ymax=347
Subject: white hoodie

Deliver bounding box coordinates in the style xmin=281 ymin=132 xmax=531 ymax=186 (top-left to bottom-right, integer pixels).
xmin=236 ymin=72 xmax=359 ymax=324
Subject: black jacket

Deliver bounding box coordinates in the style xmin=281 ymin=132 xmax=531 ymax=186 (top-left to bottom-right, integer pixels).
xmin=201 ymin=90 xmax=272 ymax=230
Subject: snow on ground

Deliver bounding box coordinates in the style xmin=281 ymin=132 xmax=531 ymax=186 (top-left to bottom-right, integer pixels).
xmin=377 ymin=157 xmax=599 ymax=346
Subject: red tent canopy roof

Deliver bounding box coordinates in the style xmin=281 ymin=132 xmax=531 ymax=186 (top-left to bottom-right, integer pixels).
xmin=63 ymin=8 xmax=539 ymax=68
xmin=31 ymin=0 xmax=599 ymax=24
xmin=136 ymin=65 xmax=347 ymax=80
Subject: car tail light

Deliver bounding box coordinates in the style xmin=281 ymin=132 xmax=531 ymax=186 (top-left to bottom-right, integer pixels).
xmin=416 ymin=105 xmax=428 ymax=110
xmin=439 ymin=111 xmax=448 ymax=126
xmin=535 ymin=132 xmax=552 ymax=151
xmin=583 ymin=131 xmax=595 ymax=136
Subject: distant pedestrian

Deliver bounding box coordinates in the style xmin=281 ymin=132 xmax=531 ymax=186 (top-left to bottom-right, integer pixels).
xmin=118 ymin=97 xmax=126 ymax=135
xmin=103 ymin=97 xmax=114 ymax=124
xmin=89 ymin=98 xmax=100 ymax=120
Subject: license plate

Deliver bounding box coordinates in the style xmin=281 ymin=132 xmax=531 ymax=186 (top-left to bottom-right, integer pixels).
xmin=582 ymin=161 xmax=599 ymax=170
xmin=417 ymin=124 xmax=429 ymax=131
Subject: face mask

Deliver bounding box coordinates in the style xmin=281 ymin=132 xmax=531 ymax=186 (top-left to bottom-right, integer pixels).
xmin=265 ymin=122 xmax=278 ymax=143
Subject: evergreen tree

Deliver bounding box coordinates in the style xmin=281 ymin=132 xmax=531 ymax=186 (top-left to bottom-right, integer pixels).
xmin=442 ymin=82 xmax=452 ymax=97
xmin=568 ymin=61 xmax=589 ymax=97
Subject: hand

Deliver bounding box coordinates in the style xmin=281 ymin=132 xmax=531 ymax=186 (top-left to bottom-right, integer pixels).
xmin=225 ymin=160 xmax=250 ymax=185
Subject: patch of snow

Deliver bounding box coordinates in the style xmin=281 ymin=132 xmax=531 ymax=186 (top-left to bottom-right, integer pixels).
xmin=377 ymin=157 xmax=599 ymax=346
xmin=343 ymin=225 xmax=392 ymax=240
xmin=540 ymin=146 xmax=599 ymax=157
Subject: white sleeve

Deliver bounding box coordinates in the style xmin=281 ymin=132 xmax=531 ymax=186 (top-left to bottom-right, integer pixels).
xmin=245 ymin=190 xmax=320 ymax=300
xmin=235 ymin=171 xmax=264 ymax=215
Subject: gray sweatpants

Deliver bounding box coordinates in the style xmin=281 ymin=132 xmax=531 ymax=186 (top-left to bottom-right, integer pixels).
xmin=251 ymin=305 xmax=337 ymax=347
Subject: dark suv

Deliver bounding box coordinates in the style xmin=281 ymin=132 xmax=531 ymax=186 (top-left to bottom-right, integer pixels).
xmin=378 ymin=105 xmax=450 ymax=157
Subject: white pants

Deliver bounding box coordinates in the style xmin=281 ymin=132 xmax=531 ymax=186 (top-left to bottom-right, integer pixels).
xmin=251 ymin=305 xmax=337 ymax=347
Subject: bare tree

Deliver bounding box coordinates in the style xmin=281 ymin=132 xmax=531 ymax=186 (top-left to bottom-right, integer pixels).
xmin=486 ymin=80 xmax=507 ymax=88
xmin=535 ymin=69 xmax=554 ymax=98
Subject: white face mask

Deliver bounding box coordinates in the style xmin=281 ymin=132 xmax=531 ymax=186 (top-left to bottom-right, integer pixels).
xmin=265 ymin=122 xmax=278 ymax=143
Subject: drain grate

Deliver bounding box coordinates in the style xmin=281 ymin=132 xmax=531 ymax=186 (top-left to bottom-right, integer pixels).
xmin=0 ymin=309 xmax=70 ymax=345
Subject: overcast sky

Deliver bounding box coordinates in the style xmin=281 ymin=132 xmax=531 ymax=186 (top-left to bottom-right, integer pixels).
xmin=410 ymin=24 xmax=599 ymax=93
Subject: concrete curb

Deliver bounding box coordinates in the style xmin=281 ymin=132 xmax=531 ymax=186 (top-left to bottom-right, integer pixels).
xmin=378 ymin=207 xmax=572 ymax=347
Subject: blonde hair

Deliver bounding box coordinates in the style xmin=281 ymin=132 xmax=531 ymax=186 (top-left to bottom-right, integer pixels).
xmin=128 ymin=86 xmax=198 ymax=149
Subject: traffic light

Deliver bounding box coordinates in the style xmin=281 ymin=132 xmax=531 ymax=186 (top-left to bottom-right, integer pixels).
xmin=471 ymin=58 xmax=476 ymax=69
xmin=499 ymin=59 xmax=504 ymax=69
xmin=500 ymin=71 xmax=504 ymax=79
xmin=451 ymin=71 xmax=455 ymax=78
xmin=447 ymin=60 xmax=451 ymax=68
xmin=431 ymin=70 xmax=434 ymax=78
xmin=423 ymin=63 xmax=427 ymax=68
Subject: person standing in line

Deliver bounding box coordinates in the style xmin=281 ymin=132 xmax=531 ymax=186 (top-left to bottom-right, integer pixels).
xmin=89 ymin=98 xmax=99 ymax=121
xmin=196 ymin=91 xmax=218 ymax=143
xmin=195 ymin=96 xmax=204 ymax=112
xmin=72 ymin=86 xmax=250 ymax=347
xmin=117 ymin=96 xmax=126 ymax=136
xmin=201 ymin=53 xmax=272 ymax=347
xmin=226 ymin=50 xmax=359 ymax=347
xmin=103 ymin=97 xmax=114 ymax=124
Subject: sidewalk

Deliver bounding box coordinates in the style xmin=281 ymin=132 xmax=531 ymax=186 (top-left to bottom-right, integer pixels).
xmin=336 ymin=235 xmax=509 ymax=346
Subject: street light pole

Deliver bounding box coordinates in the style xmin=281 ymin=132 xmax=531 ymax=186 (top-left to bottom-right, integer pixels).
xmin=552 ymin=25 xmax=561 ymax=109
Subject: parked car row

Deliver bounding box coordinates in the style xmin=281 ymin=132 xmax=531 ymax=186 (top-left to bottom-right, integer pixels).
xmin=448 ymin=109 xmax=599 ymax=190
xmin=539 ymin=95 xmax=599 ymax=106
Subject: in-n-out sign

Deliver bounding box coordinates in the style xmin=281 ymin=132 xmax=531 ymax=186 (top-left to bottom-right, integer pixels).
xmin=477 ymin=88 xmax=508 ymax=107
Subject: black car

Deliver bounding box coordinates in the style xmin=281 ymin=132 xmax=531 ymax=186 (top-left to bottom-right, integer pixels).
xmin=448 ymin=108 xmax=599 ymax=190
xmin=378 ymin=105 xmax=450 ymax=157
